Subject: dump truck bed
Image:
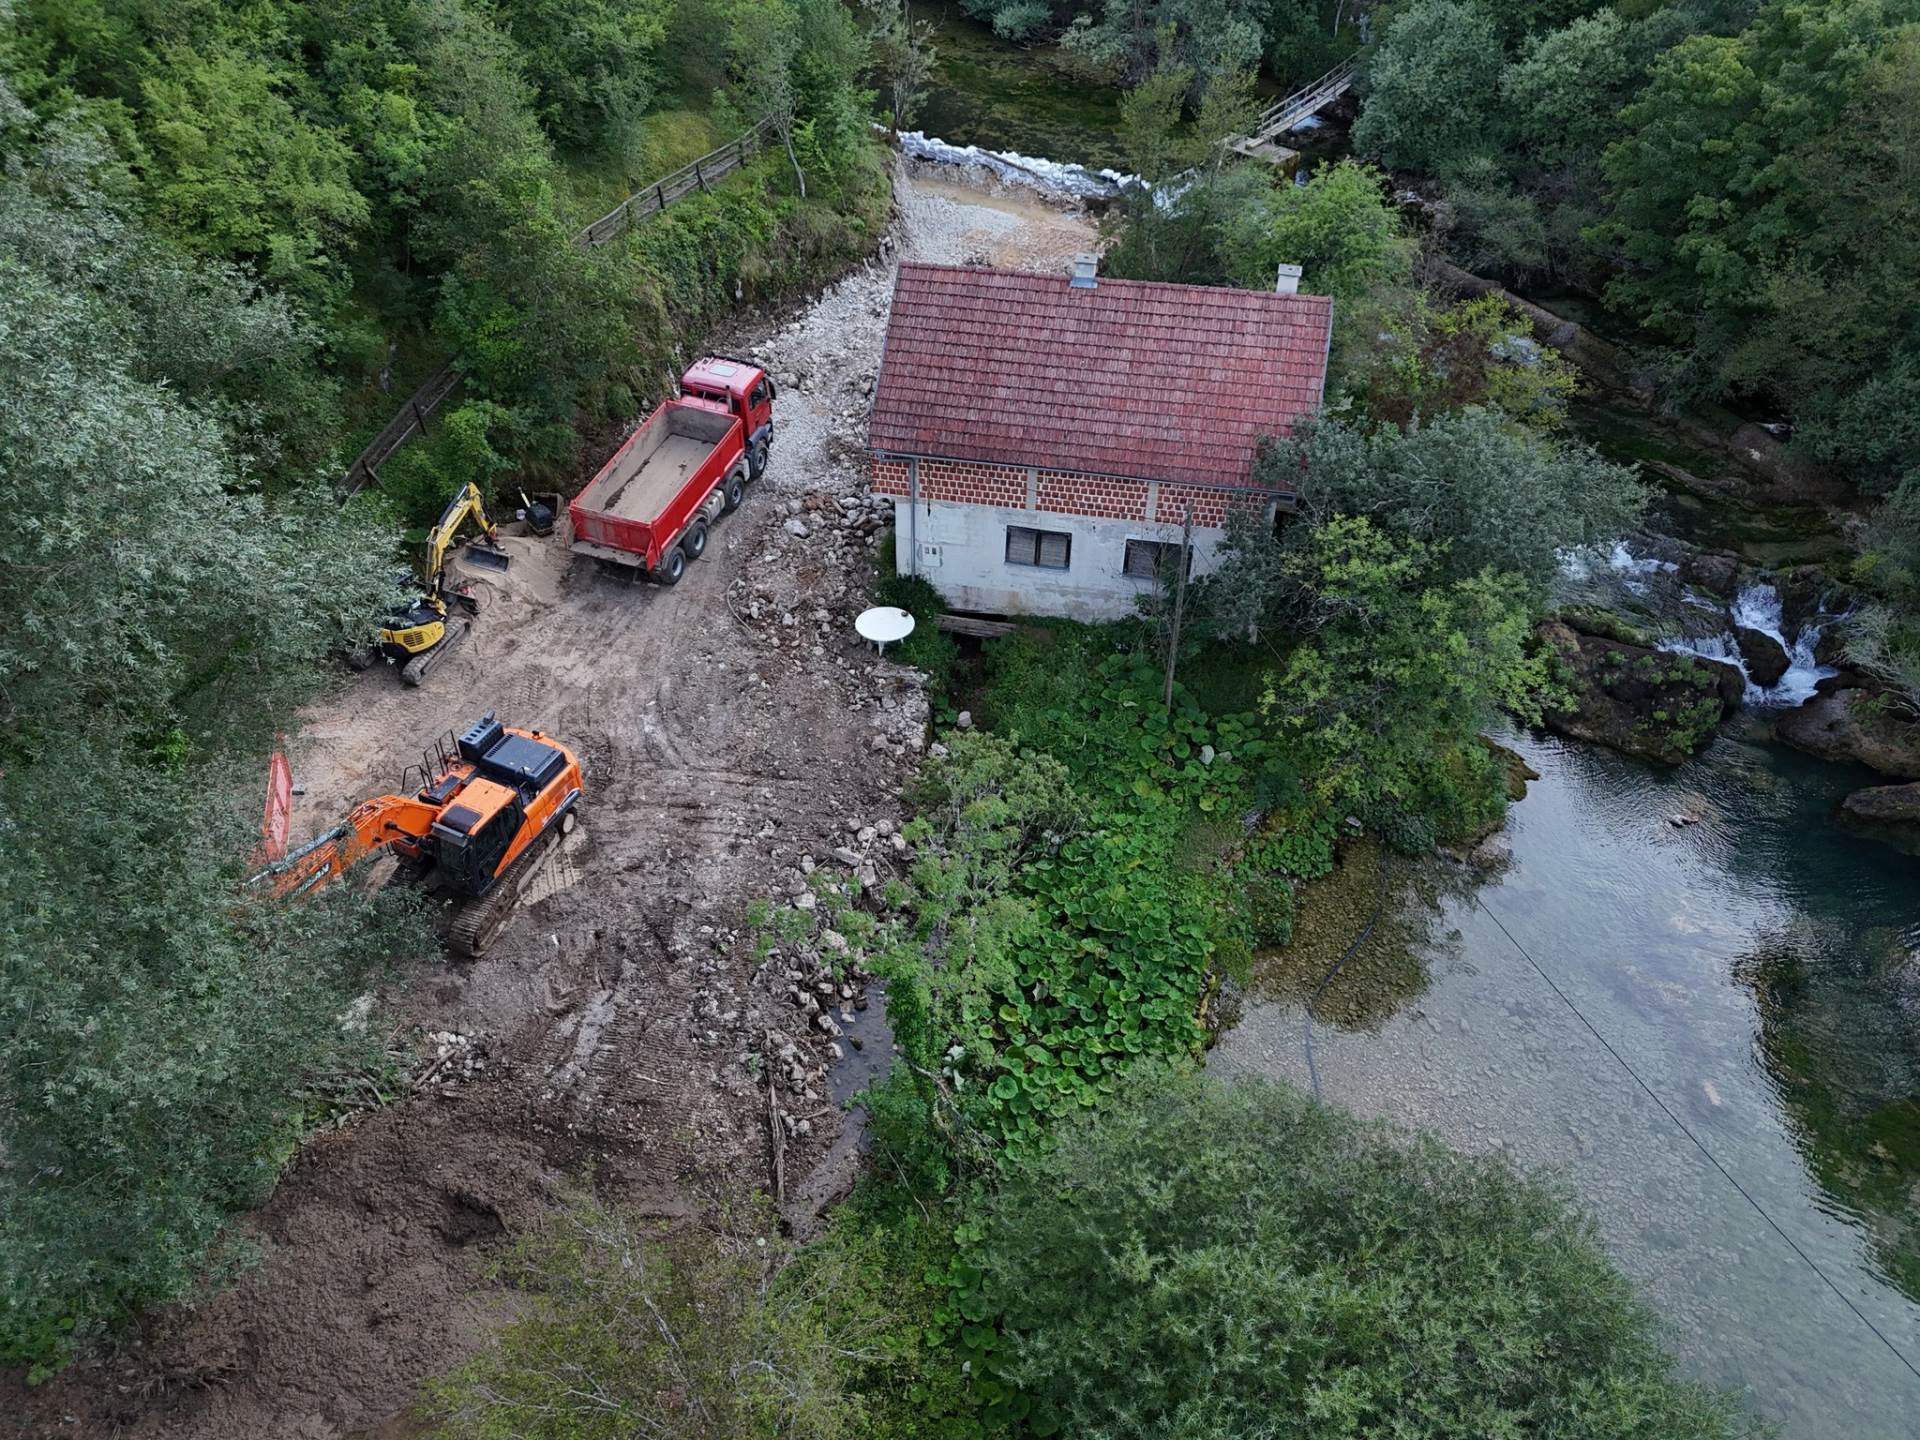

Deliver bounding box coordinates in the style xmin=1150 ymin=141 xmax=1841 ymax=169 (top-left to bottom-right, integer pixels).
xmin=570 ymin=402 xmax=743 ymax=570
xmin=574 ymin=406 xmax=732 ymax=521
xmin=595 ymin=432 xmax=712 ymax=519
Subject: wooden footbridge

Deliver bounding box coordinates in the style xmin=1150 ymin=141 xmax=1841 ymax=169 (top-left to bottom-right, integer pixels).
xmin=1229 ymin=58 xmax=1357 ymax=162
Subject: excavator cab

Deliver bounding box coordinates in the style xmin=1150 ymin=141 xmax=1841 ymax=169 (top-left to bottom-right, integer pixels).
xmin=432 ymin=792 xmax=526 ymax=895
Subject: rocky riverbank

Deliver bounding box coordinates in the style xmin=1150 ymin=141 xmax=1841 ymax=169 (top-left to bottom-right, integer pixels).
xmin=1545 ymin=535 xmax=1920 ymax=842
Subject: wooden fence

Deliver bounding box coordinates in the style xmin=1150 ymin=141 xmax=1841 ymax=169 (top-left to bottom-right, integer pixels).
xmin=339 ymin=116 xmax=775 ymax=498
xmin=576 ymin=116 xmax=773 ymax=247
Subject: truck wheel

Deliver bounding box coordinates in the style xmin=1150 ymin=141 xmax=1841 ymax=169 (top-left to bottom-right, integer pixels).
xmin=656 ymin=546 xmax=686 ymax=586
xmin=683 ymin=520 xmax=709 ymax=559
xmin=748 ymin=439 xmax=770 ymax=479
xmin=722 ymin=473 xmax=746 ymax=513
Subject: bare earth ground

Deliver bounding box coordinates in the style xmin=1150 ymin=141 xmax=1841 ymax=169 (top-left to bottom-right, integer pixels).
xmin=11 ymin=162 xmax=1092 ymax=1440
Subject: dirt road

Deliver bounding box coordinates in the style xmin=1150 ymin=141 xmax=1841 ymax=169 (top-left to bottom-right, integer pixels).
xmin=16 ymin=162 xmax=1093 ymax=1440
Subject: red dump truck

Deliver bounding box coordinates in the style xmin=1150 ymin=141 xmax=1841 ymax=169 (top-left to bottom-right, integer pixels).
xmin=569 ymin=356 xmax=776 ymax=584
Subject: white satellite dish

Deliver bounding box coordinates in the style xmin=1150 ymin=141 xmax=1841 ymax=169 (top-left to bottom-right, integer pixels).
xmin=855 ymin=605 xmax=916 ymax=654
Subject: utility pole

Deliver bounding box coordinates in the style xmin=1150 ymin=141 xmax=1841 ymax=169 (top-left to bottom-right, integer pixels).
xmin=1163 ymin=502 xmax=1194 ymax=711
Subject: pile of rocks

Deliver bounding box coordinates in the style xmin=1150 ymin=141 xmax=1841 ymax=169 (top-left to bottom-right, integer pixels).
xmin=416 ymin=1027 xmax=491 ymax=1087
xmin=770 ymin=490 xmax=890 ymax=549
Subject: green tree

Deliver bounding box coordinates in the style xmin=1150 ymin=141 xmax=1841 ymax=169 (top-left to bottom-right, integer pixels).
xmin=1473 ymin=0 xmax=1609 ymax=46
xmin=1350 ymin=0 xmax=1506 ymax=179
xmin=979 ymin=1066 xmax=1753 ymax=1440
xmin=496 ymin=0 xmax=673 ymax=150
xmin=0 ymin=88 xmax=424 ymax=1367
xmin=1592 ymin=0 xmax=1916 ymax=413
xmin=1228 ymin=515 xmax=1553 ymax=820
xmin=1743 ymin=25 xmax=1920 ymax=461
xmin=727 ymin=0 xmax=810 ymax=194
xmin=138 ymin=43 xmax=369 ymax=313
xmin=861 ymin=0 xmax=938 ymax=129
xmin=1431 ymin=155 xmax=1552 ymax=281
xmin=1059 ymin=0 xmax=1270 ymax=87
xmin=1218 ymin=156 xmax=1412 ymax=303
xmin=1846 ymin=480 xmax=1920 ymax=710
xmin=1257 ymin=410 xmax=1645 ymax=591
xmin=1100 ymin=58 xmax=1262 ymax=285
xmin=1501 ymin=8 xmax=1633 ymax=174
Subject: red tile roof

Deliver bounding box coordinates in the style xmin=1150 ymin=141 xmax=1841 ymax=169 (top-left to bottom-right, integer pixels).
xmin=867 ymin=263 xmax=1332 ymax=490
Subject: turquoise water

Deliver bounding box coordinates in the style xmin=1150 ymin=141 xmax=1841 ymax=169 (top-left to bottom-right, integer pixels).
xmin=1215 ymin=725 xmax=1920 ymax=1436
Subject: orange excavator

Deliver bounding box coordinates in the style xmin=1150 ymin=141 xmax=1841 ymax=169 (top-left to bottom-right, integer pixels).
xmin=250 ymin=713 xmax=584 ymax=956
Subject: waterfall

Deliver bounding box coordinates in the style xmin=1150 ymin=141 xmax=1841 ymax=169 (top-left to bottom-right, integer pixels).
xmin=1559 ymin=541 xmax=1841 ymax=708
xmin=1558 ymin=540 xmax=1677 ymax=594
xmin=1661 ymin=581 xmax=1837 ymax=707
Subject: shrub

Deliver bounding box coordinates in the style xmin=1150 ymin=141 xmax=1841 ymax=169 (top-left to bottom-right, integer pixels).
xmin=979 ymin=1066 xmax=1753 ymax=1440
xmin=426 ymin=1187 xmax=875 ymax=1440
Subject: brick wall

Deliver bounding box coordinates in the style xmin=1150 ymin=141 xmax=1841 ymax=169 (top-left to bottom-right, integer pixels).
xmin=868 ymin=455 xmax=1279 ymax=527
xmin=1036 ymin=472 xmax=1149 ymax=521
xmin=1155 ymin=483 xmax=1267 ymax=529
xmin=868 ymin=457 xmax=1024 ymax=509
xmin=872 ymin=457 xmax=911 ymax=497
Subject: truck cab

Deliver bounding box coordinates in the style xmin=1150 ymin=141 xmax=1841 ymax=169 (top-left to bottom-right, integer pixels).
xmin=679 ymin=356 xmax=776 ymax=478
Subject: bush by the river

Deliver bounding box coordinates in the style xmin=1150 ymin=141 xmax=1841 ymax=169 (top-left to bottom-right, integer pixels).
xmin=979 ymin=1065 xmax=1755 ymax=1440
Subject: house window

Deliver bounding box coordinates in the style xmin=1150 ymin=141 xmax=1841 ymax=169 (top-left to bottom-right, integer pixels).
xmin=1006 ymin=525 xmax=1071 ymax=570
xmin=1124 ymin=539 xmax=1190 ymax=580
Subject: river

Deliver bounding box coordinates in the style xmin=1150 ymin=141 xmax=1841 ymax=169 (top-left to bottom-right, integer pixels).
xmin=1213 ymin=726 xmax=1920 ymax=1437
xmin=899 ymin=20 xmax=1920 ymax=1432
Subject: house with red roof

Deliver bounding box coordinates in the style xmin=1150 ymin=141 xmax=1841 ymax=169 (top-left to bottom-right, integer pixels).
xmin=866 ymin=256 xmax=1332 ymax=620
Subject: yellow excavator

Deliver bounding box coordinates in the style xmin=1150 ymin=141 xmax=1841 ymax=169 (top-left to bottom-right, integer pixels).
xmin=360 ymin=481 xmax=511 ymax=687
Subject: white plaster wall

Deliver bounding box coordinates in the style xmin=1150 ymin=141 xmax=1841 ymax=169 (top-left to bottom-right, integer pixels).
xmin=891 ymin=499 xmax=1229 ymax=621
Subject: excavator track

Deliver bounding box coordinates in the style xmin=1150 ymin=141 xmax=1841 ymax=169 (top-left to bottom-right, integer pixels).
xmin=401 ymin=618 xmax=471 ymax=687
xmin=446 ymin=814 xmax=573 ymax=958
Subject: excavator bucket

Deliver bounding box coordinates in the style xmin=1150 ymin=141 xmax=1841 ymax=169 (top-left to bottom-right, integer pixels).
xmin=464 ymin=540 xmax=511 ymax=572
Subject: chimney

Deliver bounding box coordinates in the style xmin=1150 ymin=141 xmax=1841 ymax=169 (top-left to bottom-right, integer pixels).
xmin=1274 ymin=262 xmax=1303 ymax=295
xmin=1070 ymin=253 xmax=1098 ymax=290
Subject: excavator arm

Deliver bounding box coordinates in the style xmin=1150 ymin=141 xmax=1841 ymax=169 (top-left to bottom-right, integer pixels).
xmin=422 ymin=481 xmax=503 ymax=594
xmin=246 ymin=793 xmax=445 ymax=898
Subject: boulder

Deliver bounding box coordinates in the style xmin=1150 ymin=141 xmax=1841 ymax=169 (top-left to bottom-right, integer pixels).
xmin=1558 ymin=606 xmax=1653 ymax=647
xmin=1840 ymin=782 xmax=1920 ymax=827
xmin=1777 ymin=564 xmax=1840 ymax=631
xmin=1679 ymin=550 xmax=1742 ymax=599
xmin=1735 ymin=627 xmax=1790 ymax=688
xmin=1813 ymin=625 xmax=1849 ymax=667
xmin=1774 ymin=689 xmax=1920 ymax=778
xmin=1537 ymin=622 xmax=1737 ymax=765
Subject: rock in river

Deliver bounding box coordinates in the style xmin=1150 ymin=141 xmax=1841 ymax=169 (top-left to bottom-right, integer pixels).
xmin=1840 ymin=781 xmax=1920 ymax=827
xmin=1537 ymin=621 xmax=1740 ymax=766
xmin=1735 ymin=626 xmax=1791 ymax=687
xmin=1679 ymin=549 xmax=1741 ymax=599
xmin=1774 ymin=688 xmax=1920 ymax=778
